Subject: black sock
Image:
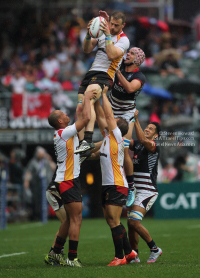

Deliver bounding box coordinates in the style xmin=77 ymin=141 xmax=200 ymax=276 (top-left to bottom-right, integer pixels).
xmin=84 ymin=131 xmax=93 ymax=143
xmin=79 ymin=139 xmax=83 ymax=146
xmin=53 ymin=236 xmax=66 ymax=254
xmin=126 ymin=175 xmax=134 ymax=189
xmin=111 ymin=225 xmax=124 ymax=259
xmin=120 ymin=223 xmax=132 ymax=255
xmin=68 ymin=240 xmax=78 ymax=260
xmin=147 ymin=240 xmax=158 ymax=252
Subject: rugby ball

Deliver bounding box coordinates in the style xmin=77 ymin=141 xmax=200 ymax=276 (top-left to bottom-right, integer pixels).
xmin=89 ymin=16 xmax=106 ymax=38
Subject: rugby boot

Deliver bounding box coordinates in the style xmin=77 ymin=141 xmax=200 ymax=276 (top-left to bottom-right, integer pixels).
xmin=147 ymin=247 xmax=162 ymax=263
xmin=107 ymin=256 xmax=127 ymax=266
xmin=125 ymin=250 xmax=138 ymax=264
xmin=74 ymin=140 xmax=95 ymax=154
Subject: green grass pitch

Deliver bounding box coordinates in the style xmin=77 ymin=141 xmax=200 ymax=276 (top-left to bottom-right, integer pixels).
xmin=1 ymin=218 xmax=200 ymax=278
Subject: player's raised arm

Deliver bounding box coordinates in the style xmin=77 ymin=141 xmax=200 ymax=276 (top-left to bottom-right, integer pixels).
xmin=100 ymin=20 xmax=124 ymax=60
xmin=75 ymin=91 xmax=96 ymax=132
xmin=94 ymin=100 xmax=107 ymax=132
xmin=116 ymin=69 xmax=142 ymax=94
xmin=83 ymin=19 xmax=98 ymax=53
xmin=102 ymin=86 xmax=116 ymax=131
xmin=134 ymin=110 xmax=156 ymax=153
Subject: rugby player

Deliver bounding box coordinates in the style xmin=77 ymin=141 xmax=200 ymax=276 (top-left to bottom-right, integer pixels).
xmin=128 ymin=110 xmax=162 ymax=263
xmin=45 ymin=90 xmax=95 ymax=267
xmin=109 ymin=47 xmax=146 ymax=207
xmin=95 ymin=86 xmax=137 ymax=266
xmin=75 ymin=11 xmax=130 ymax=154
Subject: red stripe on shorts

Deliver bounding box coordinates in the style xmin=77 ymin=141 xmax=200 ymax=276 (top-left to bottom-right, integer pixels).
xmin=116 ymin=186 xmax=128 ymax=196
xmin=59 ymin=180 xmax=74 ymax=195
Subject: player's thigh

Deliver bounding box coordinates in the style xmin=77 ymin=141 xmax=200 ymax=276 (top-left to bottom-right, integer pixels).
xmin=55 ymin=207 xmax=67 ymax=223
xmin=85 ymin=84 xmax=102 ymax=101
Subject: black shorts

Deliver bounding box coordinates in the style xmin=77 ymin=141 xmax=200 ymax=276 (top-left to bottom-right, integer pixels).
xmin=56 ymin=177 xmax=82 ymax=204
xmin=102 ymin=185 xmax=128 ymax=207
xmin=78 ymin=71 xmax=113 ymax=94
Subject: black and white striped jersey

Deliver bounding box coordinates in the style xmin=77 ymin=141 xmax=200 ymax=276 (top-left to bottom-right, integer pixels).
xmin=131 ymin=140 xmax=160 ymax=192
xmin=109 ymin=66 xmax=146 ymax=118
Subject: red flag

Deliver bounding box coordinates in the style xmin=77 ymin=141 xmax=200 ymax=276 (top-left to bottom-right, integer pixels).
xmin=11 ymin=94 xmax=23 ymax=117
xmin=27 ymin=93 xmax=52 ymax=118
xmin=11 ymin=93 xmax=52 ymax=119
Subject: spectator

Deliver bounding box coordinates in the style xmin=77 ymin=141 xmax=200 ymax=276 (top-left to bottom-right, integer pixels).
xmin=11 ymin=69 xmax=26 ymax=94
xmin=23 ymin=146 xmax=56 ymax=220
xmin=42 ymin=52 xmax=60 ymax=79
xmin=9 ymin=148 xmax=24 ymax=186
xmin=161 ymin=158 xmax=177 ymax=182
xmin=160 ymin=53 xmax=184 ymax=78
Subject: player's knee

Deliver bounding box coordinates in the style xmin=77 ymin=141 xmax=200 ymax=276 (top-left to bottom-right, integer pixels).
xmin=127 ymin=211 xmax=143 ymax=227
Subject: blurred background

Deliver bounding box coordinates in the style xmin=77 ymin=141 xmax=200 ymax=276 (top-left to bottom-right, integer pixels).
xmin=0 ymin=0 xmax=200 ymax=226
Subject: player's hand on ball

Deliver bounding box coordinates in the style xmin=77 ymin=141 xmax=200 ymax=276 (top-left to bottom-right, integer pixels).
xmin=100 ymin=20 xmax=110 ymax=36
xmin=99 ymin=10 xmax=109 ymax=22
xmin=134 ymin=110 xmax=139 ymax=119
xmin=87 ymin=19 xmax=94 ymax=33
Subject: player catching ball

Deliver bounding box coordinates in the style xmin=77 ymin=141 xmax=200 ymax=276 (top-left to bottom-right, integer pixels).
xmin=75 ymin=10 xmax=130 ymax=154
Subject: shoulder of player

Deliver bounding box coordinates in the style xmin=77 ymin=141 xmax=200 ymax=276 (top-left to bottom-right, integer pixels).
xmin=131 ymin=70 xmax=146 ymax=84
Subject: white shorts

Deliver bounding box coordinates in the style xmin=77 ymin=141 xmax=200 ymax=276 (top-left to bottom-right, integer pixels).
xmin=46 ymin=188 xmax=64 ymax=212
xmin=134 ymin=189 xmax=158 ymax=212
xmin=113 ymin=108 xmax=136 ymax=123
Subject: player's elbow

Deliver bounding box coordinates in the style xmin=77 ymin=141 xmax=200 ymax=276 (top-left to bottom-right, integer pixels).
xmin=83 ymin=114 xmax=90 ymax=124
xmin=107 ymin=54 xmax=116 ymax=61
xmin=105 ymin=114 xmax=113 ymax=122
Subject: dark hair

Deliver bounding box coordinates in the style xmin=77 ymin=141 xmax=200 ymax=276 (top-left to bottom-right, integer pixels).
xmin=149 ymin=122 xmax=161 ymax=138
xmin=48 ymin=111 xmax=60 ymax=129
xmin=111 ymin=11 xmax=126 ymax=24
xmin=117 ymin=117 xmax=129 ymax=137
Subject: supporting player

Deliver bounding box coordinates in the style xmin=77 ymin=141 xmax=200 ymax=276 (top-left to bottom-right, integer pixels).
xmin=95 ymin=86 xmax=137 ymax=266
xmin=127 ymin=110 xmax=162 ymax=263
xmin=45 ymin=90 xmax=95 ymax=267
xmin=75 ymin=11 xmax=130 ymax=154
xmin=108 ymin=47 xmax=146 ymax=207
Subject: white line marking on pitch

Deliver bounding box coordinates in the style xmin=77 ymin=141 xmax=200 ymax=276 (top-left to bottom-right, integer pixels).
xmin=0 ymin=252 xmax=27 ymax=259
xmin=187 ymin=225 xmax=200 ymax=229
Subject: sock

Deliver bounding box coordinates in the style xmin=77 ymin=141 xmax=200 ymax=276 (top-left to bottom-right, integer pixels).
xmin=111 ymin=225 xmax=124 ymax=259
xmin=84 ymin=131 xmax=93 ymax=143
xmin=120 ymin=223 xmax=132 ymax=255
xmin=147 ymin=240 xmax=158 ymax=253
xmin=53 ymin=236 xmax=66 ymax=254
xmin=126 ymin=175 xmax=134 ymax=190
xmin=68 ymin=240 xmax=78 ymax=260
xmin=79 ymin=139 xmax=83 ymax=146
